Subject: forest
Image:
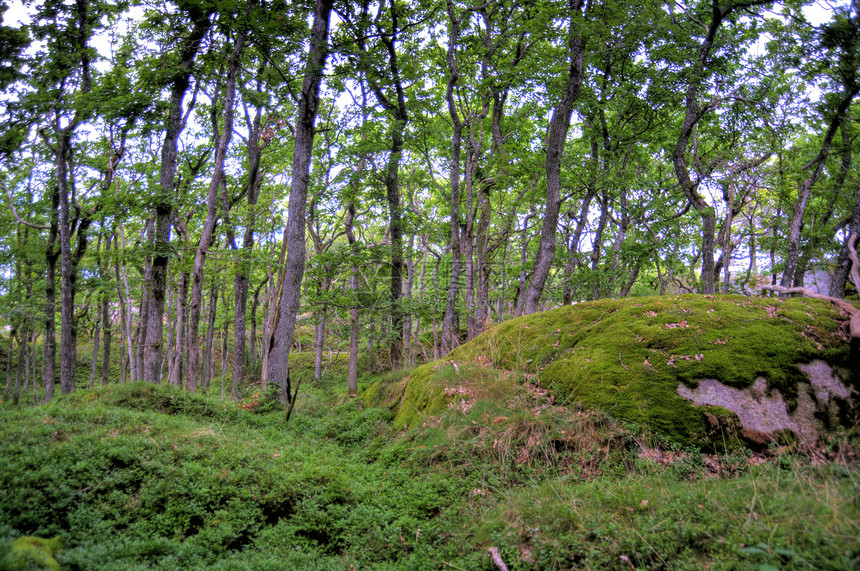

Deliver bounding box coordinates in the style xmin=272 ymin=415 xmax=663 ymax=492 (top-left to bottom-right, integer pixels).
xmin=1 ymin=1 xmax=859 ymax=568
xmin=0 ymin=0 xmax=858 ymax=403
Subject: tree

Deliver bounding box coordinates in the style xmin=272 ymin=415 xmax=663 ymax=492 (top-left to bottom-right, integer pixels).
xmin=524 ymin=0 xmax=587 ymax=314
xmin=267 ymin=0 xmax=336 ymax=404
xmin=142 ymin=2 xmax=213 ymax=383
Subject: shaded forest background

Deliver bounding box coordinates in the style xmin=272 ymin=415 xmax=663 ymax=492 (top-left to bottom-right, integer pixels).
xmin=1 ymin=0 xmax=858 ymax=405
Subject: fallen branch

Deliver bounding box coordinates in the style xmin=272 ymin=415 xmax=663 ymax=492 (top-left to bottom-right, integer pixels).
xmin=848 ymin=232 xmax=860 ymax=295
xmin=760 ymin=284 xmax=860 ymax=348
xmin=487 ymin=547 xmax=509 ymax=571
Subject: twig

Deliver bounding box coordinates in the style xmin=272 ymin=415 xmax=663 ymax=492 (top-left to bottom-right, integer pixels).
xmin=589 ymin=310 xmax=606 ymax=327
xmin=488 ymin=547 xmax=509 ymax=571
xmin=285 ymin=378 xmax=301 ymax=423
xmin=693 ymin=330 xmax=701 ymax=349
xmin=619 ymin=352 xmax=629 ymax=371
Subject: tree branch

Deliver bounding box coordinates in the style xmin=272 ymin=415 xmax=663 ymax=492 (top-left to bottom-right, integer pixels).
xmin=3 ymin=183 xmax=51 ymax=230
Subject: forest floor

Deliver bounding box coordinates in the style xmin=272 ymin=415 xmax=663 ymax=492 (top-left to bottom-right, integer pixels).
xmin=1 ymin=359 xmax=858 ymax=570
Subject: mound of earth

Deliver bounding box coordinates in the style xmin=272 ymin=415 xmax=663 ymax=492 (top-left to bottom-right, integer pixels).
xmin=365 ymin=295 xmax=858 ymax=449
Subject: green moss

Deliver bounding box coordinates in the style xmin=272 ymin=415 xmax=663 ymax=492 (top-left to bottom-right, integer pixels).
xmin=392 ymin=364 xmax=452 ymax=429
xmin=440 ymin=295 xmax=854 ymax=446
xmin=9 ymin=536 xmax=62 ymax=570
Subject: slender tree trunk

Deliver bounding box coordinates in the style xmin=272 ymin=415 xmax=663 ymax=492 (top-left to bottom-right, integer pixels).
xmin=475 ymin=179 xmax=493 ymax=335
xmin=43 ymin=185 xmax=60 ymax=402
xmin=12 ymin=327 xmax=28 ymax=405
xmin=55 ymin=126 xmax=77 ymax=395
xmin=463 ymin=161 xmax=477 ymax=339
xmin=515 ymin=206 xmax=537 ymax=315
xmin=232 ymin=103 xmax=266 ymax=399
xmin=100 ymin=294 xmax=111 ymax=385
xmin=403 ymin=235 xmax=415 ymax=365
xmin=260 ymin=239 xmax=283 ymax=392
xmin=589 ymin=192 xmax=609 ymax=300
xmin=202 ymin=282 xmax=219 ymax=394
xmin=267 ymin=0 xmax=335 ymax=403
xmin=187 ymin=30 xmax=245 ymax=393
xmin=432 ymin=252 xmax=442 ymax=357
xmin=832 ymin=179 xmax=860 ymax=298
xmin=249 ymin=276 xmax=266 ymax=362
xmin=116 ymin=226 xmax=137 ymax=382
xmin=168 ymin=271 xmax=188 ymax=387
xmin=524 ymin=0 xmax=586 ymax=314
xmin=313 ymin=312 xmax=326 ymax=383
xmin=144 ymin=7 xmax=212 ymax=383
xmin=782 ymin=92 xmax=857 ymax=287
xmin=89 ymin=317 xmax=100 ymax=389
xmin=442 ymin=0 xmax=465 ymax=353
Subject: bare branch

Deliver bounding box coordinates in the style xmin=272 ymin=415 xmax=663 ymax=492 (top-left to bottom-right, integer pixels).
xmin=3 ymin=182 xmax=51 ymax=230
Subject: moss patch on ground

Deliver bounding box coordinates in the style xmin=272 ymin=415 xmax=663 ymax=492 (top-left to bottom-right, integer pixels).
xmin=367 ymin=295 xmax=856 ymax=447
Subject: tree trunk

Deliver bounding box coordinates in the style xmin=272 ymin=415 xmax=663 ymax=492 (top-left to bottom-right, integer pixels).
xmin=442 ymin=0 xmax=465 ymax=353
xmin=43 ymin=186 xmax=61 ymax=403
xmin=202 ymin=283 xmax=219 ymax=395
xmin=782 ymin=91 xmax=857 ymax=287
xmin=832 ymin=179 xmax=860 ymax=298
xmin=88 ymin=317 xmax=100 ymax=389
xmin=474 ymin=179 xmax=493 ymax=335
xmin=524 ymin=0 xmax=586 ymax=314
xmin=168 ymin=271 xmax=189 ymax=387
xmin=232 ymin=101 xmax=266 ymax=399
xmin=563 ymin=190 xmax=595 ymax=304
xmin=55 ymin=126 xmax=77 ymax=395
xmin=267 ymin=0 xmax=335 ymax=403
xmin=12 ymin=326 xmax=28 ymax=405
xmin=187 ymin=29 xmax=245 ymax=393
xmin=346 ymin=202 xmax=360 ymax=396
xmin=143 ymin=7 xmax=212 ymax=383
xmin=589 ymin=192 xmax=609 ymax=301
xmin=100 ymin=293 xmax=111 ymax=386
xmin=515 ymin=206 xmax=537 ymax=315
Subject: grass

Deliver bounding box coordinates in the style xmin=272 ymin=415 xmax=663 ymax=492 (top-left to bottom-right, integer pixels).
xmin=0 ymin=378 xmax=857 ymax=569
xmin=0 ymin=295 xmax=858 ymax=569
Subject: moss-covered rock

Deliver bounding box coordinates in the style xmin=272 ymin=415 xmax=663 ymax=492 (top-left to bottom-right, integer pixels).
xmin=6 ymin=536 xmax=62 ymax=570
xmin=366 ymin=295 xmax=857 ymax=448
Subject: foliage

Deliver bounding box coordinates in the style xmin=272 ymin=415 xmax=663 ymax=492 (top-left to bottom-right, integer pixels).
xmin=0 ymin=373 xmax=857 ymax=569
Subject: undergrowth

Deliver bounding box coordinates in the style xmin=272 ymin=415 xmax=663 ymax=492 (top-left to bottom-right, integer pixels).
xmin=0 ymin=353 xmax=857 ymax=569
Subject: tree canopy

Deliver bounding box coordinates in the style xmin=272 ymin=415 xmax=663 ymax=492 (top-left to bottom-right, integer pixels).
xmin=0 ymin=0 xmax=857 ymax=403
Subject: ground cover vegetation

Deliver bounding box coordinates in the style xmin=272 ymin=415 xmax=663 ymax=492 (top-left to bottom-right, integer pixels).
xmin=1 ymin=0 xmax=859 ymax=567
xmin=0 ymin=373 xmax=858 ymax=569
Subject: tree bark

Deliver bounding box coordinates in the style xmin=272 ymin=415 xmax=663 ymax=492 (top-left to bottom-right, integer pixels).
xmin=524 ymin=0 xmax=587 ymax=314
xmin=187 ymin=28 xmax=245 ymax=393
xmin=442 ymin=0 xmax=465 ymax=353
xmin=42 ymin=184 xmax=60 ymax=402
xmin=232 ymin=97 xmax=267 ymax=399
xmin=100 ymin=289 xmax=111 ymax=386
xmin=202 ymin=283 xmax=219 ymax=394
xmin=781 ymin=90 xmax=858 ymax=288
xmin=55 ymin=125 xmax=77 ymax=395
xmin=143 ymin=6 xmax=212 ymax=383
xmin=832 ymin=180 xmax=860 ymax=298
xmin=267 ymin=0 xmax=335 ymax=403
